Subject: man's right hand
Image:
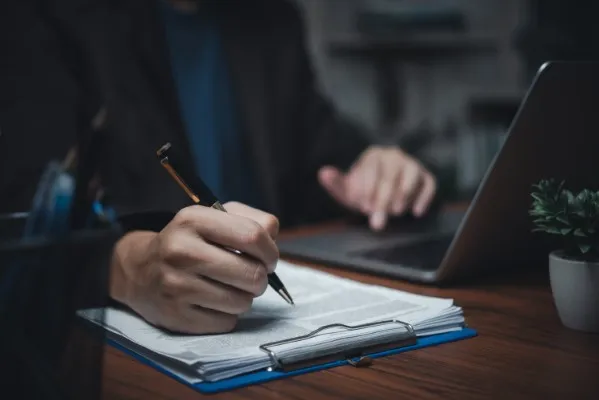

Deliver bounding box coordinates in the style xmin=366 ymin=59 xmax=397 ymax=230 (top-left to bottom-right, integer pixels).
xmin=110 ymin=202 xmax=280 ymax=334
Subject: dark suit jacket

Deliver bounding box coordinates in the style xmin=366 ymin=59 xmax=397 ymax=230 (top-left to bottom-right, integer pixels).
xmin=0 ymin=1 xmax=80 ymax=216
xmin=0 ymin=0 xmax=372 ymax=228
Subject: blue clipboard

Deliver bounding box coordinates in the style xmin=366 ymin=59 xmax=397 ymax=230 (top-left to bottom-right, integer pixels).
xmin=108 ymin=327 xmax=477 ymax=394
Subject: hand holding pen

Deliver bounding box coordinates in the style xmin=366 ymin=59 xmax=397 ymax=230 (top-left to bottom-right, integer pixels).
xmin=107 ymin=146 xmax=290 ymax=335
xmin=156 ymin=142 xmax=294 ymax=305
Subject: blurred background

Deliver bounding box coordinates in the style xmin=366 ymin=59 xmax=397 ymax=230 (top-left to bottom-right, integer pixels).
xmin=295 ymin=0 xmax=599 ymax=200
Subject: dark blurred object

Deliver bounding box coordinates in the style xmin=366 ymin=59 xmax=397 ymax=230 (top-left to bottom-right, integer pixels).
xmin=356 ymin=2 xmax=465 ymax=36
xmin=515 ymin=0 xmax=599 ymax=81
xmin=0 ymin=1 xmax=79 ymax=215
xmin=0 ymin=213 xmax=118 ymax=399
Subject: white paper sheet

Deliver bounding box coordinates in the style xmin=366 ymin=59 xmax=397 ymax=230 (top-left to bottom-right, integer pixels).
xmin=79 ymin=260 xmax=463 ymax=382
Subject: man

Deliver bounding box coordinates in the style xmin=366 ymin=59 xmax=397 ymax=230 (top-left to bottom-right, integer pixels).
xmin=1 ymin=0 xmax=438 ymax=334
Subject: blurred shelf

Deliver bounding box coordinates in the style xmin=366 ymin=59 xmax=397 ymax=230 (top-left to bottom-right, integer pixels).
xmin=467 ymin=88 xmax=526 ymax=124
xmin=327 ymin=33 xmax=500 ymax=136
xmin=329 ymin=33 xmax=498 ymax=59
xmin=468 ymin=88 xmax=526 ymax=107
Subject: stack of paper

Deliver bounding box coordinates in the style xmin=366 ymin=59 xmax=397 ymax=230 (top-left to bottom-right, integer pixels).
xmin=80 ymin=261 xmax=464 ymax=383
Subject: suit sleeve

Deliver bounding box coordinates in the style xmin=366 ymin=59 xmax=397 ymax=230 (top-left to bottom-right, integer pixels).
xmin=276 ymin=2 xmax=373 ymax=225
xmin=286 ymin=3 xmax=371 ymax=171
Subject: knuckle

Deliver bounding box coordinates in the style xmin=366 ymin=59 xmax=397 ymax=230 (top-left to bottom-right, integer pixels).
xmin=218 ymin=289 xmax=253 ymax=315
xmin=219 ymin=315 xmax=238 ymax=333
xmin=402 ymin=157 xmax=417 ymax=171
xmin=239 ymin=221 xmax=265 ymax=246
xmin=262 ymin=214 xmax=280 ymax=236
xmin=370 ymin=145 xmax=384 ymax=154
xmin=267 ymin=248 xmax=280 ymax=273
xmin=159 ymin=271 xmax=185 ymax=300
xmin=224 ymin=201 xmax=242 ymax=209
xmin=396 ymin=185 xmax=409 ymax=198
xmin=158 ymin=311 xmax=189 ymax=333
xmin=422 ymin=173 xmax=434 ymax=189
xmin=387 ymin=147 xmax=404 ymax=160
xmin=173 ymin=206 xmax=199 ymax=226
xmin=378 ymin=183 xmax=395 ymax=201
xmin=391 ymin=147 xmax=403 ymax=156
xmin=250 ymin=265 xmax=268 ymax=296
xmin=159 ymin=234 xmax=184 ymax=260
xmin=185 ymin=310 xmax=215 ymax=335
xmin=383 ymin=178 xmax=396 ymax=191
xmin=235 ymin=294 xmax=254 ymax=314
xmin=161 ymin=271 xmax=183 ymax=290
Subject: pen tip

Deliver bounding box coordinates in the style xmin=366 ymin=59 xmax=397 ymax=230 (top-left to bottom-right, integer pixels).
xmin=278 ymin=288 xmax=294 ymax=306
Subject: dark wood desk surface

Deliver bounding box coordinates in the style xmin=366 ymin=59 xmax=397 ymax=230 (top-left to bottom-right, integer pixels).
xmin=102 ymin=223 xmax=599 ymax=400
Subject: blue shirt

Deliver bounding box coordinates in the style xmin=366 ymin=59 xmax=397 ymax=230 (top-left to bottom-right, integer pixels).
xmin=159 ymin=1 xmax=262 ymax=208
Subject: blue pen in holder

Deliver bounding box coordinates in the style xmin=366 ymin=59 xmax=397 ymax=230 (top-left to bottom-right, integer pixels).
xmin=0 ymin=159 xmax=122 ymax=400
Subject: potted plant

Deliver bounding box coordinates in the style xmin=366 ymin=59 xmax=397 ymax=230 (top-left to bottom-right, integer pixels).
xmin=530 ymin=179 xmax=599 ymax=332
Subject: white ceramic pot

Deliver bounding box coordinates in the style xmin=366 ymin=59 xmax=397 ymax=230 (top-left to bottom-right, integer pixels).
xmin=549 ymin=250 xmax=599 ymax=333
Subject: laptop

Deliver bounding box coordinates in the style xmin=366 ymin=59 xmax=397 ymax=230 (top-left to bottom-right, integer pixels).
xmin=278 ymin=61 xmax=599 ymax=285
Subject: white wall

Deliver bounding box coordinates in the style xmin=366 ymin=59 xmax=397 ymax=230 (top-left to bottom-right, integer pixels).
xmin=296 ymin=0 xmax=529 ymax=141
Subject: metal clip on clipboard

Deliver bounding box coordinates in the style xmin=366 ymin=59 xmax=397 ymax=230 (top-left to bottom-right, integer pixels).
xmin=259 ymin=319 xmax=417 ymax=372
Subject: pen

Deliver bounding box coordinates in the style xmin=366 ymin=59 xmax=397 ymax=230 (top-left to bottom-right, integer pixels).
xmin=156 ymin=142 xmax=294 ymax=306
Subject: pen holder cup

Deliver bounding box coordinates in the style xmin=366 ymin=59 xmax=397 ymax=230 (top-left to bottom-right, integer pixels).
xmin=0 ymin=212 xmax=122 ymax=400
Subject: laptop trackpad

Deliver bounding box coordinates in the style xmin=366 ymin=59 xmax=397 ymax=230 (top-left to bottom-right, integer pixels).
xmin=334 ymin=210 xmax=463 ymax=252
xmin=351 ymin=235 xmax=453 ymax=268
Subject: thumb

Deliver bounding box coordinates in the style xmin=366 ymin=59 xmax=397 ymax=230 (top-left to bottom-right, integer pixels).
xmin=318 ymin=166 xmax=348 ymax=204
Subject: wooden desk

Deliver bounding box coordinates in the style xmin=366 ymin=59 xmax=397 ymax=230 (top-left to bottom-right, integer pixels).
xmin=102 ymin=223 xmax=599 ymax=400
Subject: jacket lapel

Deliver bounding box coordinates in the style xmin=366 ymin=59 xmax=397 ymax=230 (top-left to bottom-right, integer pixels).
xmin=126 ymin=1 xmax=185 ymax=137
xmin=124 ymin=0 xmax=198 ymax=182
xmin=218 ymin=11 xmax=280 ymax=215
xmin=81 ymin=0 xmax=280 ymax=214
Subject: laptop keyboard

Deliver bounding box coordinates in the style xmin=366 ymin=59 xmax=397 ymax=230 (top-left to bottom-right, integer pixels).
xmin=352 ymin=236 xmax=453 ymax=269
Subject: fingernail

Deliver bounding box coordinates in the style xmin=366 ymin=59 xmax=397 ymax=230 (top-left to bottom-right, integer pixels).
xmin=370 ymin=212 xmax=386 ymax=231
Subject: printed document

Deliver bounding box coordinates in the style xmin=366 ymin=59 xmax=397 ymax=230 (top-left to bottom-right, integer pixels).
xmin=80 ymin=260 xmax=464 ymax=382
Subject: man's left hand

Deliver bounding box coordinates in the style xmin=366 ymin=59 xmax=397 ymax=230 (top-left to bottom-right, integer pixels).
xmin=318 ymin=146 xmax=437 ymax=231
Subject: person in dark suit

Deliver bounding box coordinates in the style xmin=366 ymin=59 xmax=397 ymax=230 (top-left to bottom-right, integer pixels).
xmin=1 ymin=0 xmax=438 ymax=334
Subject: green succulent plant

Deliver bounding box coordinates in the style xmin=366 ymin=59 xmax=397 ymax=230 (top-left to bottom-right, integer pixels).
xmin=530 ymin=179 xmax=599 ymax=259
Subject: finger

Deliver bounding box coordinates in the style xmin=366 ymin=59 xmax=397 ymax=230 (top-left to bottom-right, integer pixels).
xmin=180 ymin=275 xmax=255 ymax=315
xmin=223 ymin=201 xmax=280 ymax=239
xmin=412 ymin=174 xmax=437 ymax=217
xmin=347 ymin=154 xmax=380 ymax=213
xmin=391 ymin=162 xmax=422 ymax=215
xmin=344 ymin=151 xmax=369 ymax=207
xmin=318 ymin=166 xmax=350 ymax=206
xmin=159 ymin=268 xmax=253 ymax=314
xmin=161 ymin=305 xmax=239 ymax=335
xmin=370 ymin=155 xmax=402 ymax=230
xmin=165 ymin=232 xmax=271 ymax=293
xmin=172 ymin=206 xmax=279 ymax=271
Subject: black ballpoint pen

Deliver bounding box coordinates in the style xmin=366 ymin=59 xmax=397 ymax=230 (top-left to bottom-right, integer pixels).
xmin=156 ymin=142 xmax=294 ymax=305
